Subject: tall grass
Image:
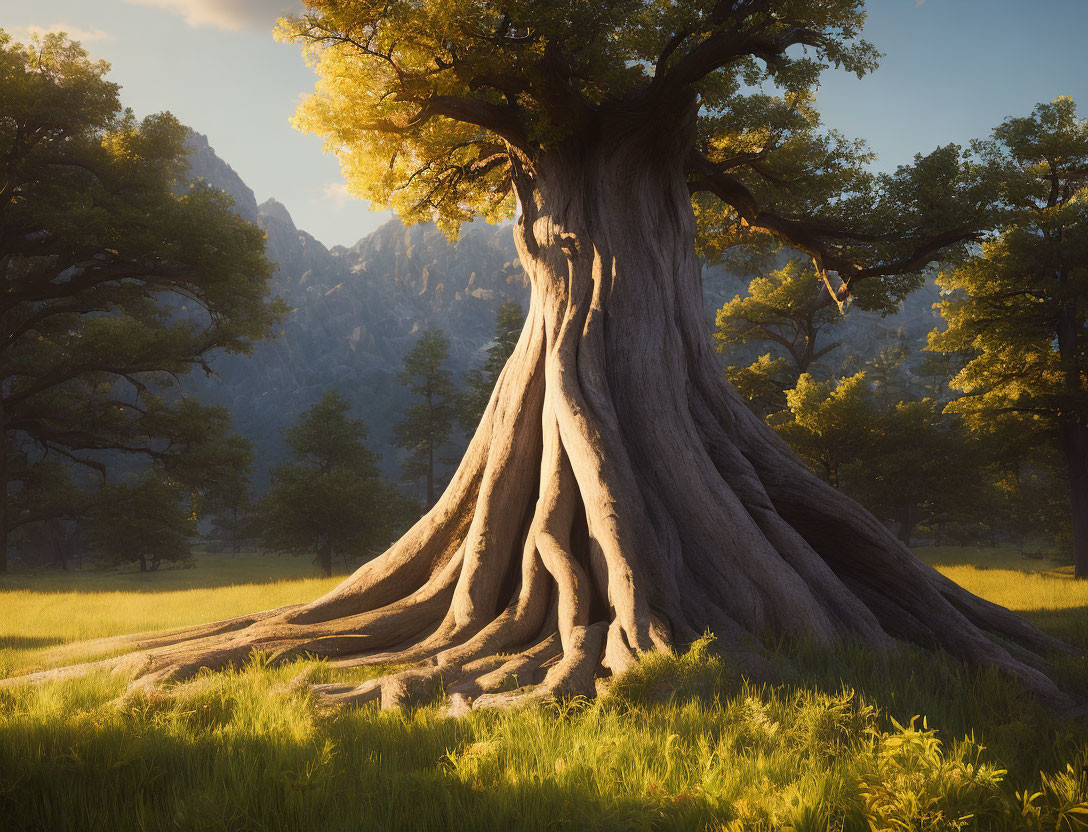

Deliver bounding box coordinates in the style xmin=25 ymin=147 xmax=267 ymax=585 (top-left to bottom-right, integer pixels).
xmin=0 ymin=548 xmax=1085 ymax=831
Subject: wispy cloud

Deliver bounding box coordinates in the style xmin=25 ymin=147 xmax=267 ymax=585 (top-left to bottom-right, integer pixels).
xmin=321 ymin=182 xmax=353 ymax=211
xmin=120 ymin=0 xmax=302 ymax=32
xmin=7 ymin=23 xmax=115 ymax=43
xmin=916 ymin=0 xmax=926 ymax=6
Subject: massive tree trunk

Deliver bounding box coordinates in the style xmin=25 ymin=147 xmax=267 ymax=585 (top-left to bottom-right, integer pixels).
xmin=3 ymin=106 xmax=1080 ymax=711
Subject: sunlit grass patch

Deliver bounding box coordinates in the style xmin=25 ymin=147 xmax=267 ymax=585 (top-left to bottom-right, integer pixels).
xmin=0 ymin=554 xmax=343 ymax=678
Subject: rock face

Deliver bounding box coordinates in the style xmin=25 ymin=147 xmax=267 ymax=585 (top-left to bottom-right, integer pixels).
xmin=184 ymin=133 xmax=259 ymax=223
xmin=184 ymin=134 xmax=937 ymax=493
xmin=183 ymin=140 xmax=533 ymax=489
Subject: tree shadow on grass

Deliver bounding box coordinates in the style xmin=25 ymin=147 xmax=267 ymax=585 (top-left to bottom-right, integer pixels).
xmin=0 ymin=561 xmax=358 ymax=594
xmin=915 ymin=545 xmax=1073 ymax=574
xmin=1021 ymin=605 xmax=1088 ymax=652
xmin=0 ymin=636 xmax=66 ymax=651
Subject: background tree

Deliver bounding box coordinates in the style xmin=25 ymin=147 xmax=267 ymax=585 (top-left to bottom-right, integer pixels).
xmin=839 ymin=400 xmax=982 ymax=545
xmin=5 ymin=455 xmax=87 ymax=568
xmin=0 ymin=32 xmax=284 ymax=572
xmin=85 ymin=474 xmax=195 ymax=572
xmin=769 ymin=372 xmax=875 ymax=487
xmin=863 ymin=341 xmax=912 ymax=411
xmin=930 ymin=98 xmax=1088 ymax=577
xmin=33 ymin=2 xmax=1076 ymax=709
xmin=260 ymin=391 xmax=403 ymax=577
xmin=460 ymin=302 xmax=525 ymax=432
xmin=393 ymin=328 xmax=458 ymax=506
xmin=725 ymin=353 xmax=795 ymax=418
xmin=716 ymin=258 xmax=843 ymax=376
xmin=194 ymin=432 xmax=256 ymax=556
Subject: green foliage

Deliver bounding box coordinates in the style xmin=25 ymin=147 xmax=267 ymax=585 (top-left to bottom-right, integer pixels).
xmin=716 ymin=259 xmax=842 ymax=374
xmin=930 ymin=98 xmax=1088 ymax=569
xmin=771 ymin=375 xmax=985 ymax=539
xmin=85 ymin=474 xmax=195 ymax=572
xmin=0 ymin=31 xmax=283 ymax=555
xmin=393 ymin=328 xmax=458 ymax=504
xmin=770 ymin=372 xmax=874 ymax=486
xmin=857 ymin=716 xmax=1008 ymax=831
xmin=932 ymin=98 xmax=1088 ymax=430
xmin=461 ymin=301 xmax=524 ymax=433
xmin=5 ymin=455 xmax=86 ymax=540
xmin=726 ymin=354 xmax=795 ymax=419
xmin=260 ymin=391 xmax=407 ymax=576
xmin=841 ymin=400 xmax=980 ymax=540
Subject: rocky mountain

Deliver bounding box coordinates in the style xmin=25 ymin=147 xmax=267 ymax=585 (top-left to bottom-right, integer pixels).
xmin=182 ymin=134 xmax=941 ymax=493
xmin=183 ymin=134 xmax=538 ymax=489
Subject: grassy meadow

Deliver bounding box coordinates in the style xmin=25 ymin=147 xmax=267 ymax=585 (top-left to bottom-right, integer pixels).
xmin=0 ymin=547 xmax=1086 ymax=831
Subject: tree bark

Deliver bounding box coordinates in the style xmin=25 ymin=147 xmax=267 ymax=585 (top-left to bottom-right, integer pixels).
xmin=317 ymin=537 xmax=333 ymax=579
xmin=2 ymin=103 xmax=1080 ymax=711
xmin=0 ymin=425 xmax=7 ymax=574
xmin=1059 ymin=420 xmax=1088 ymax=579
xmin=896 ymin=506 xmax=914 ymax=546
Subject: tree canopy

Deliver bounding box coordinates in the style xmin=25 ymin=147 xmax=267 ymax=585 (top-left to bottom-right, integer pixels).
xmin=715 ymin=258 xmax=840 ymax=374
xmin=282 ymin=0 xmax=991 ymax=304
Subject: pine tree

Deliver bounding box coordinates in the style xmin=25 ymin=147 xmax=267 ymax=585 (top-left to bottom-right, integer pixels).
xmin=393 ymin=329 xmax=458 ymax=506
xmin=461 ymin=302 xmax=525 ymax=432
xmin=260 ymin=391 xmax=403 ymax=577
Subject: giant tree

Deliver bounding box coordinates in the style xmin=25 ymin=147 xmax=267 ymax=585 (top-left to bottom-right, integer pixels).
xmin=0 ymin=32 xmax=283 ymax=571
xmin=8 ymin=3 xmax=1078 ymax=710
xmin=931 ymin=98 xmax=1088 ymax=578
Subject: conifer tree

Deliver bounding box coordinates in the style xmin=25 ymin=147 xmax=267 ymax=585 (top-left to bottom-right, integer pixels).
xmin=260 ymin=391 xmax=399 ymax=577
xmin=393 ymin=329 xmax=458 ymax=506
xmin=461 ymin=302 xmax=526 ymax=432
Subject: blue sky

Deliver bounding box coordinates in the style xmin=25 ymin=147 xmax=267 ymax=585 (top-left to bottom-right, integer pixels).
xmin=3 ymin=0 xmax=1087 ymax=247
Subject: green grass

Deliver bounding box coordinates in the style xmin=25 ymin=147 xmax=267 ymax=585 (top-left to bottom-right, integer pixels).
xmin=917 ymin=545 xmax=1088 ymax=651
xmin=0 ymin=547 xmax=1086 ymax=831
